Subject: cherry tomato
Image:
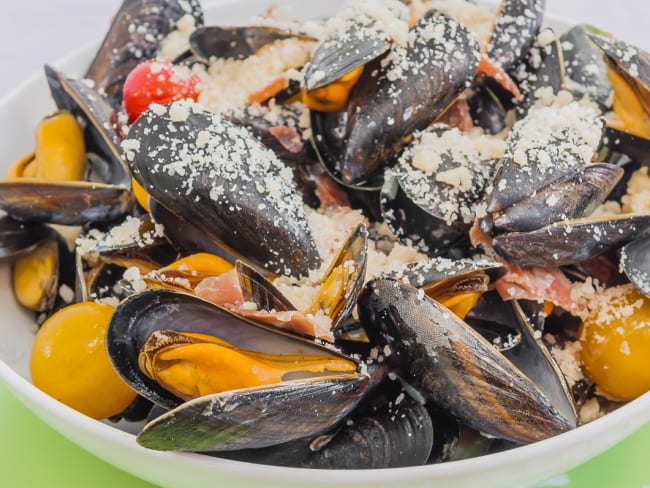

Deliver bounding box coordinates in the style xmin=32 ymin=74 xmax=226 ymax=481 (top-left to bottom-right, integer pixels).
xmin=579 ymin=285 xmax=650 ymax=401
xmin=122 ymin=60 xmax=201 ymax=122
xmin=30 ymin=302 xmax=137 ymax=419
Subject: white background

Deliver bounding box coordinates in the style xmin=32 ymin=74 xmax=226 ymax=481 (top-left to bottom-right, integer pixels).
xmin=0 ymin=0 xmax=648 ymax=98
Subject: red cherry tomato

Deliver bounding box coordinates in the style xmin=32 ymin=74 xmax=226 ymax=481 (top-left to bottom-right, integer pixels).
xmin=122 ymin=60 xmax=201 ymax=122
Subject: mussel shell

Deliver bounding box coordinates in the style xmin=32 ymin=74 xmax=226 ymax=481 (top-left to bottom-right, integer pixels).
xmin=85 ymin=0 xmax=204 ymax=107
xmin=493 ymin=213 xmax=650 ymax=267
xmin=236 ymin=260 xmax=294 ymax=312
xmin=469 ymin=292 xmax=576 ymax=424
xmin=0 ymin=179 xmax=132 ymax=225
xmin=516 ymin=28 xmax=566 ymax=115
xmin=190 ymin=26 xmax=308 ymax=62
xmin=45 ymin=65 xmax=130 ymax=187
xmin=127 ymin=102 xmax=320 ymax=277
xmin=148 ymin=199 xmax=239 ymax=262
xmin=486 ymin=103 xmax=604 ymax=214
xmin=561 ymin=25 xmax=612 ymax=108
xmin=318 ymin=223 xmax=368 ymax=332
xmin=136 ymin=374 xmax=369 ymax=452
xmin=383 ymin=256 xmax=503 ymax=290
xmin=88 ymin=214 xmax=175 ymax=269
xmin=0 ymin=216 xmax=55 ymax=259
xmin=620 ymin=233 xmax=650 ymax=297
xmin=487 ymin=0 xmax=545 ymax=72
xmin=605 ymin=127 xmax=650 ymax=168
xmin=322 ymin=14 xmax=480 ymax=187
xmin=300 ymin=395 xmax=433 ymax=469
xmin=467 ymin=82 xmax=508 ymax=135
xmin=491 ymin=163 xmax=623 ymax=233
xmin=589 ymin=33 xmax=650 ymax=99
xmin=380 ymin=172 xmax=467 ymax=255
xmin=303 ymin=19 xmax=390 ymax=92
xmin=357 ymin=279 xmax=574 ymax=444
xmin=310 ymin=110 xmax=385 ymax=191
xmin=106 ymin=289 xmax=355 ymax=409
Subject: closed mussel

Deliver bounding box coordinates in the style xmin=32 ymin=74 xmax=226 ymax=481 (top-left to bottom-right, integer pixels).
xmin=126 ymin=100 xmax=320 ymax=278
xmin=357 ymin=279 xmax=575 ymax=444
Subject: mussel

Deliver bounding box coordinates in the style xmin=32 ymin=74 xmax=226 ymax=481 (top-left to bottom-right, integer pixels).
xmin=311 ymin=13 xmax=481 ymax=188
xmin=126 ymin=100 xmax=320 ymax=277
xmin=357 ymin=279 xmax=575 ymax=444
xmin=106 ymin=288 xmax=369 ymax=451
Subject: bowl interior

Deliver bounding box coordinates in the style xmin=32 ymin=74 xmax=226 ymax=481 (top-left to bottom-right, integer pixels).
xmin=0 ymin=1 xmax=649 ymax=487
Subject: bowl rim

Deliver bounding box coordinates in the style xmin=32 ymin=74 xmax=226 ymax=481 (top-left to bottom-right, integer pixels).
xmin=0 ymin=0 xmax=649 ymax=485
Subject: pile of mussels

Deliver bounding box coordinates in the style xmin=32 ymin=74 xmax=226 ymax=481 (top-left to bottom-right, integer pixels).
xmin=2 ymin=0 xmax=650 ymax=469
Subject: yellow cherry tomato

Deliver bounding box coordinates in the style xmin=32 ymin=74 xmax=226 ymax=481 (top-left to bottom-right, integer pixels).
xmin=30 ymin=302 xmax=137 ymax=419
xmin=579 ymin=285 xmax=650 ymax=401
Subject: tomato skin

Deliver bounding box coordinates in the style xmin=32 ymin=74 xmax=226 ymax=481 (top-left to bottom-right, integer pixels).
xmin=30 ymin=302 xmax=137 ymax=419
xmin=122 ymin=60 xmax=201 ymax=122
xmin=579 ymin=285 xmax=650 ymax=401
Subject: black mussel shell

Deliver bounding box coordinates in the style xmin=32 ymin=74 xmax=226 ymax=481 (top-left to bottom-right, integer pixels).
xmin=136 ymin=374 xmax=369 ymax=452
xmin=190 ymin=26 xmax=309 ymax=62
xmin=357 ymin=279 xmax=574 ymax=444
xmin=318 ymin=14 xmax=480 ymax=187
xmin=487 ymin=0 xmax=545 ymax=72
xmin=127 ymin=102 xmax=320 ymax=277
xmin=620 ymin=233 xmax=650 ymax=297
xmin=0 ymin=179 xmax=132 ymax=225
xmin=0 ymin=217 xmax=55 ymax=259
xmin=493 ymin=213 xmax=650 ymax=267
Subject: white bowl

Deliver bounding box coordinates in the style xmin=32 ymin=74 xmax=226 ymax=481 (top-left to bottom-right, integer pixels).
xmin=0 ymin=1 xmax=649 ymax=487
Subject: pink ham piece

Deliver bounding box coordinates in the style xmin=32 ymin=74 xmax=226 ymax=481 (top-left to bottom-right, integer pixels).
xmin=493 ymin=266 xmax=584 ymax=316
xmin=194 ymin=269 xmax=335 ymax=342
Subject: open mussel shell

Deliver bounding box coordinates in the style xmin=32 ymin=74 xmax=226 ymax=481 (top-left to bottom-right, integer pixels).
xmin=0 ymin=216 xmax=56 ymax=259
xmin=357 ymin=279 xmax=575 ymax=444
xmin=45 ymin=65 xmax=130 ymax=186
xmin=0 ymin=179 xmax=132 ymax=225
xmin=12 ymin=232 xmax=75 ymax=314
xmin=509 ymin=299 xmax=577 ymax=423
xmin=106 ymin=289 xmax=358 ymax=409
xmin=493 ymin=213 xmax=650 ymax=267
xmin=620 ymin=233 xmax=650 ymax=297
xmin=127 ymin=102 xmax=320 ymax=278
xmin=189 ymin=26 xmax=308 ymax=62
xmin=312 ymin=223 xmax=368 ymax=333
xmin=85 ymin=0 xmax=204 ymax=108
xmin=313 ymin=14 xmax=480 ymax=187
xmin=236 ymin=260 xmax=294 ymax=312
xmin=589 ymin=33 xmax=650 ymax=98
xmin=310 ymin=110 xmax=383 ymax=191
xmin=136 ymin=374 xmax=368 ymax=452
xmin=487 ymin=0 xmax=545 ymax=72
xmin=303 ymin=19 xmax=390 ymax=92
